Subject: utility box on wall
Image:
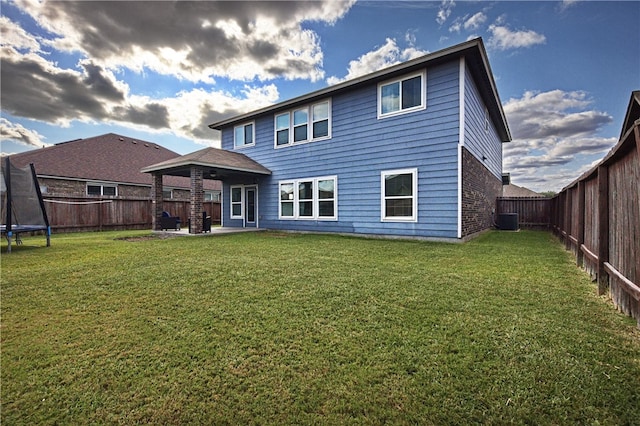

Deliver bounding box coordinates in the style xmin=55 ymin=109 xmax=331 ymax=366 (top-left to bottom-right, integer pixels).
xmin=498 ymin=213 xmax=519 ymax=231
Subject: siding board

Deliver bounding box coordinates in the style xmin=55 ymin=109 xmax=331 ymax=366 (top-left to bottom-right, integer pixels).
xmin=220 ymin=59 xmax=497 ymax=239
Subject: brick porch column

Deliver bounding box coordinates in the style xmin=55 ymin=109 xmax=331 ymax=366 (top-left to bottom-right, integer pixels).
xmin=190 ymin=166 xmax=203 ymax=234
xmin=151 ymin=172 xmax=164 ymax=230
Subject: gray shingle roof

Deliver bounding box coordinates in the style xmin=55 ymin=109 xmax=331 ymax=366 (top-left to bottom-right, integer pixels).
xmin=209 ymin=38 xmax=511 ymax=143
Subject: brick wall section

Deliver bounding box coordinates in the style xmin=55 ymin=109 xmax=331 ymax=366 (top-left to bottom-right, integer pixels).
xmin=39 ymin=177 xmax=197 ymax=200
xmin=39 ymin=177 xmax=86 ymax=196
xmin=189 ymin=167 xmax=203 ymax=233
xmin=152 ymin=173 xmax=164 ymax=230
xmin=461 ymin=146 xmax=502 ymax=238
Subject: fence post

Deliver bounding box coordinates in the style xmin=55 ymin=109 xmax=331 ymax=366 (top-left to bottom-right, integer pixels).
xmin=576 ymin=181 xmax=585 ymax=267
xmin=564 ymin=189 xmax=572 ymax=250
xmin=98 ymin=198 xmax=103 ymax=232
xmin=597 ymin=166 xmax=609 ymax=295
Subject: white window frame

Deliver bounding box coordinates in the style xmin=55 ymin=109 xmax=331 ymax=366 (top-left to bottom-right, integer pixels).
xmin=205 ymin=191 xmax=221 ymax=202
xmin=230 ymin=185 xmax=243 ymax=219
xmin=381 ymin=168 xmax=418 ymax=222
xmin=274 ymin=99 xmax=331 ymax=148
xmin=234 ymin=121 xmax=255 ymax=149
xmin=162 ymin=188 xmax=174 ymax=199
xmin=378 ymin=71 xmax=426 ymax=119
xmin=87 ymin=182 xmax=117 ymax=197
xmin=278 ymin=175 xmax=337 ymax=220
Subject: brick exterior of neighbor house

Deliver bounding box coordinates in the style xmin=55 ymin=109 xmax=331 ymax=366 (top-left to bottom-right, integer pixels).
xmin=461 ymin=146 xmax=502 ymax=238
xmin=8 ymin=133 xmax=221 ymax=232
xmin=11 ymin=133 xmax=221 ymax=200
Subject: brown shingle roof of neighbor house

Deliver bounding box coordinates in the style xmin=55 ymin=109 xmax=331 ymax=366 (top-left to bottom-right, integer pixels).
xmin=141 ymin=146 xmax=271 ymax=178
xmin=502 ymin=183 xmax=544 ymax=197
xmin=9 ymin=133 xmax=220 ymax=191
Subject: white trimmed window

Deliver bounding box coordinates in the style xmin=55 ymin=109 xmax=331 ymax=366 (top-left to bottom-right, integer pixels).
xmin=279 ymin=176 xmax=337 ymax=220
xmin=205 ymin=191 xmax=221 ymax=202
xmin=381 ymin=168 xmax=417 ymax=222
xmin=87 ymin=183 xmax=117 ymax=196
xmin=230 ymin=186 xmax=243 ymax=218
xmin=274 ymin=99 xmax=331 ymax=147
xmin=234 ymin=122 xmax=255 ymax=148
xmin=378 ymin=71 xmax=426 ymax=118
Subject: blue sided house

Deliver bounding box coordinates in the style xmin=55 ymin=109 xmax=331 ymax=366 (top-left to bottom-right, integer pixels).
xmin=143 ymin=38 xmax=511 ymax=241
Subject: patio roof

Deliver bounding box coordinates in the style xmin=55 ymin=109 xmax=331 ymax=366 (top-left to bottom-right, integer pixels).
xmin=141 ymin=147 xmax=271 ymax=180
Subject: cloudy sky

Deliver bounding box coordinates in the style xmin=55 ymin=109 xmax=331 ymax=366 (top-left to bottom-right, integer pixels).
xmin=1 ymin=0 xmax=638 ymax=192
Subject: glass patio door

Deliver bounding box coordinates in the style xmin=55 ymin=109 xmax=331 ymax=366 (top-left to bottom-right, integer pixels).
xmin=245 ymin=187 xmax=257 ymax=227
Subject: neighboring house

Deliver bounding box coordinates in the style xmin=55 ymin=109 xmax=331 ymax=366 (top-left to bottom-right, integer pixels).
xmin=9 ymin=133 xmax=221 ymax=201
xmin=145 ymin=38 xmax=511 ymax=240
xmin=502 ymin=184 xmax=544 ymax=198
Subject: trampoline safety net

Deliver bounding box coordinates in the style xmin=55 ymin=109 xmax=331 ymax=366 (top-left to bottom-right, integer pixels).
xmin=1 ymin=157 xmax=51 ymax=252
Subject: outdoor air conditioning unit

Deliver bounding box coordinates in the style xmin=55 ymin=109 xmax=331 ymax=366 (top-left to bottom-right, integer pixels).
xmin=498 ymin=213 xmax=519 ymax=231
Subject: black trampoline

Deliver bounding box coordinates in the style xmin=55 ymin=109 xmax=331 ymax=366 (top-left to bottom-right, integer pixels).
xmin=1 ymin=157 xmax=51 ymax=253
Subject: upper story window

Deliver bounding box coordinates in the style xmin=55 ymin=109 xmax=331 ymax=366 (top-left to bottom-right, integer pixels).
xmin=275 ymin=99 xmax=331 ymax=148
xmin=87 ymin=183 xmax=117 ymax=197
xmin=234 ymin=122 xmax=255 ymax=149
xmin=378 ymin=71 xmax=426 ymax=118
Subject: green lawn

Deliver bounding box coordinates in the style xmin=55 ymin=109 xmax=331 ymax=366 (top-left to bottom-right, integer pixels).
xmin=2 ymin=230 xmax=639 ymax=424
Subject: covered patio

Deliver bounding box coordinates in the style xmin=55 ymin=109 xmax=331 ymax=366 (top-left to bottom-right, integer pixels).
xmin=141 ymin=147 xmax=270 ymax=234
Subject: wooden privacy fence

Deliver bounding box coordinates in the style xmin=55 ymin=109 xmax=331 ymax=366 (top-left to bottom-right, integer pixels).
xmin=550 ymin=119 xmax=640 ymax=326
xmin=496 ymin=197 xmax=551 ymax=229
xmin=42 ymin=196 xmax=220 ymax=233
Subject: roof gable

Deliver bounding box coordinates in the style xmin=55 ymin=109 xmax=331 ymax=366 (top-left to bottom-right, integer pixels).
xmin=209 ymin=38 xmax=511 ymax=143
xmin=141 ymin=147 xmax=271 ymax=178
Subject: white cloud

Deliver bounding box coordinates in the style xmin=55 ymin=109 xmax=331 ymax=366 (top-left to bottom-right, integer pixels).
xmin=161 ymin=84 xmax=280 ymax=145
xmin=0 ymin=43 xmax=280 ymax=147
xmin=326 ymin=38 xmax=428 ymax=85
xmin=0 ymin=118 xmax=49 ymax=148
xmin=503 ymin=90 xmax=616 ymax=192
xmin=464 ymin=12 xmax=487 ymax=31
xmin=488 ymin=24 xmax=546 ymax=50
xmin=0 ymin=16 xmax=40 ymax=51
xmin=13 ymin=0 xmax=356 ymax=83
xmin=436 ymin=0 xmax=456 ymax=25
xmin=560 ymin=0 xmax=581 ymax=11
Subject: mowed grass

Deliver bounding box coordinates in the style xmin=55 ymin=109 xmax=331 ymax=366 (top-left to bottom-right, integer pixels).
xmin=1 ymin=230 xmax=639 ymax=424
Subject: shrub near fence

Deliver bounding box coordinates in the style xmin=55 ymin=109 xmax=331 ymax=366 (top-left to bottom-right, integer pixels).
xmin=550 ymin=117 xmax=640 ymax=326
xmin=43 ymin=196 xmax=220 ymax=233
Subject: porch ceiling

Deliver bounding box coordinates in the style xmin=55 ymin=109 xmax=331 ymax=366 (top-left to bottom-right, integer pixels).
xmin=141 ymin=147 xmax=271 ymax=180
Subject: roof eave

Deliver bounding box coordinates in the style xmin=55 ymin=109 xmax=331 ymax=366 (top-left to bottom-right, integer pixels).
xmin=209 ymin=38 xmax=510 ymax=140
xmin=141 ymin=160 xmax=271 ymax=176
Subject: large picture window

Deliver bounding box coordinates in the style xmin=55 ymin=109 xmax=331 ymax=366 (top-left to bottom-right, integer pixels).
xmin=274 ymin=99 xmax=331 ymax=147
xmin=234 ymin=122 xmax=254 ymax=148
xmin=381 ymin=168 xmax=417 ymax=222
xmin=378 ymin=72 xmax=426 ymax=118
xmin=279 ymin=176 xmax=337 ymax=220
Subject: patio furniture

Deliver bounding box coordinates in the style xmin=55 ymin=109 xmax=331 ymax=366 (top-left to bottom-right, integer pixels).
xmin=160 ymin=211 xmax=181 ymax=230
